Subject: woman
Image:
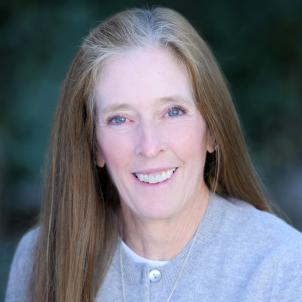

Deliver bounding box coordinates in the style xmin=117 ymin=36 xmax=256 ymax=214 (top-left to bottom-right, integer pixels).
xmin=5 ymin=6 xmax=302 ymax=302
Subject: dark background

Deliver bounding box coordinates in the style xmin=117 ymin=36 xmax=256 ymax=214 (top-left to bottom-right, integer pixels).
xmin=1 ymin=0 xmax=301 ymax=299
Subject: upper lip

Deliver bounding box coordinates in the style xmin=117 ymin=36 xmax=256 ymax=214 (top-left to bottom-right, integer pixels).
xmin=133 ymin=167 xmax=177 ymax=174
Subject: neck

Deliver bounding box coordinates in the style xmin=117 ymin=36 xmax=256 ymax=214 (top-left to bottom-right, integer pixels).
xmin=120 ymin=188 xmax=209 ymax=261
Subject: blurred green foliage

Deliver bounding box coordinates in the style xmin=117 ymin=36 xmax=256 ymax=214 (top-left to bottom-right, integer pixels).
xmin=0 ymin=0 xmax=302 ymax=298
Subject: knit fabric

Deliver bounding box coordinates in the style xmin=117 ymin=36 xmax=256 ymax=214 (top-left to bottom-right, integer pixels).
xmin=5 ymin=193 xmax=302 ymax=301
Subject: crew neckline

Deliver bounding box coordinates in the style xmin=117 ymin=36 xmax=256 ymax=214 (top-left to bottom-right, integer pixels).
xmin=121 ymin=241 xmax=169 ymax=266
xmin=119 ymin=191 xmax=223 ymax=267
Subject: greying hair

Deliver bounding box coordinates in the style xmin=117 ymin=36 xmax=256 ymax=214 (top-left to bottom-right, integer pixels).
xmin=32 ymin=7 xmax=271 ymax=302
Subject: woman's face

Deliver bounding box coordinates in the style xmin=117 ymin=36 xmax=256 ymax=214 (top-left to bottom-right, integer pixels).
xmin=95 ymin=46 xmax=212 ymax=222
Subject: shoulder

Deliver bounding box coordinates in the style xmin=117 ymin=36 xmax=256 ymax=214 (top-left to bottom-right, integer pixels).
xmin=209 ymin=194 xmax=302 ymax=300
xmin=209 ymin=193 xmax=302 ymax=267
xmin=5 ymin=228 xmax=39 ymax=302
xmin=214 ymin=193 xmax=302 ymax=248
xmin=9 ymin=228 xmax=39 ymax=271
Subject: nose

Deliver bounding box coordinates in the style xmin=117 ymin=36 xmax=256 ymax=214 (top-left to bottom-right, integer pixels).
xmin=135 ymin=121 xmax=165 ymax=158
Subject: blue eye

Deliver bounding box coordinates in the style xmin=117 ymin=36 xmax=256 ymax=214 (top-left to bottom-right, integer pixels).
xmin=108 ymin=116 xmax=127 ymax=125
xmin=167 ymin=106 xmax=186 ymax=118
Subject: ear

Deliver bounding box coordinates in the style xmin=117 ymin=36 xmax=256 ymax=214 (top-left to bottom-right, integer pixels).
xmin=206 ymin=131 xmax=215 ymax=154
xmin=95 ymin=145 xmax=105 ymax=168
xmin=96 ymin=154 xmax=105 ymax=168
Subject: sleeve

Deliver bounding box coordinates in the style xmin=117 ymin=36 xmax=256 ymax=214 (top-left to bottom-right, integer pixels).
xmin=4 ymin=229 xmax=39 ymax=302
xmin=270 ymin=242 xmax=302 ymax=302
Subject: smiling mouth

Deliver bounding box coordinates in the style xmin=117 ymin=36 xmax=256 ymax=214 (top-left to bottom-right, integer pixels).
xmin=133 ymin=168 xmax=178 ymax=184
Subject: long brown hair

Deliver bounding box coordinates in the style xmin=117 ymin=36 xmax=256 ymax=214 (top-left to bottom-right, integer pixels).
xmin=31 ymin=6 xmax=272 ymax=302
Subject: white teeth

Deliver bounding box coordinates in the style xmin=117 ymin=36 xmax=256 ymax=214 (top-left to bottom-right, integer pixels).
xmin=135 ymin=168 xmax=177 ymax=184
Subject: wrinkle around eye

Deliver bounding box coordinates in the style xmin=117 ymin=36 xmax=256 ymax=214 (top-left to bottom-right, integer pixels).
xmin=166 ymin=106 xmax=187 ymax=118
xmin=107 ymin=115 xmax=129 ymax=125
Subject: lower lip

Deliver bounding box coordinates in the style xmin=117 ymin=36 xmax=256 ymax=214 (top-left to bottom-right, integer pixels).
xmin=132 ymin=168 xmax=178 ymax=187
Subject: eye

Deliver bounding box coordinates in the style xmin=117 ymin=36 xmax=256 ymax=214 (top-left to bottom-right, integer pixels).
xmin=107 ymin=115 xmax=128 ymax=125
xmin=166 ymin=106 xmax=187 ymax=118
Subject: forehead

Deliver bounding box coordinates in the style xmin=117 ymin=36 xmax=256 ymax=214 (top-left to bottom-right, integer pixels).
xmin=94 ymin=46 xmax=195 ymax=110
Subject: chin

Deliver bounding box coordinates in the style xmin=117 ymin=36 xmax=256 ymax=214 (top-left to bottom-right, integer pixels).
xmin=135 ymin=205 xmax=181 ymax=221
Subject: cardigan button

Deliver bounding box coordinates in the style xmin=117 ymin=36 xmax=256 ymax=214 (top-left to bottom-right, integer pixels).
xmin=149 ymin=269 xmax=161 ymax=282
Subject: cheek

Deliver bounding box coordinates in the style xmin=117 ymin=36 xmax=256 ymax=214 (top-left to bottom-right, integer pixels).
xmin=97 ymin=129 xmax=134 ymax=169
xmin=164 ymin=119 xmax=208 ymax=159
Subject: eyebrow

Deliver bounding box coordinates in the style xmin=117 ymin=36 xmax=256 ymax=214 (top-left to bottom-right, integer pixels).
xmin=100 ymin=95 xmax=193 ymax=115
